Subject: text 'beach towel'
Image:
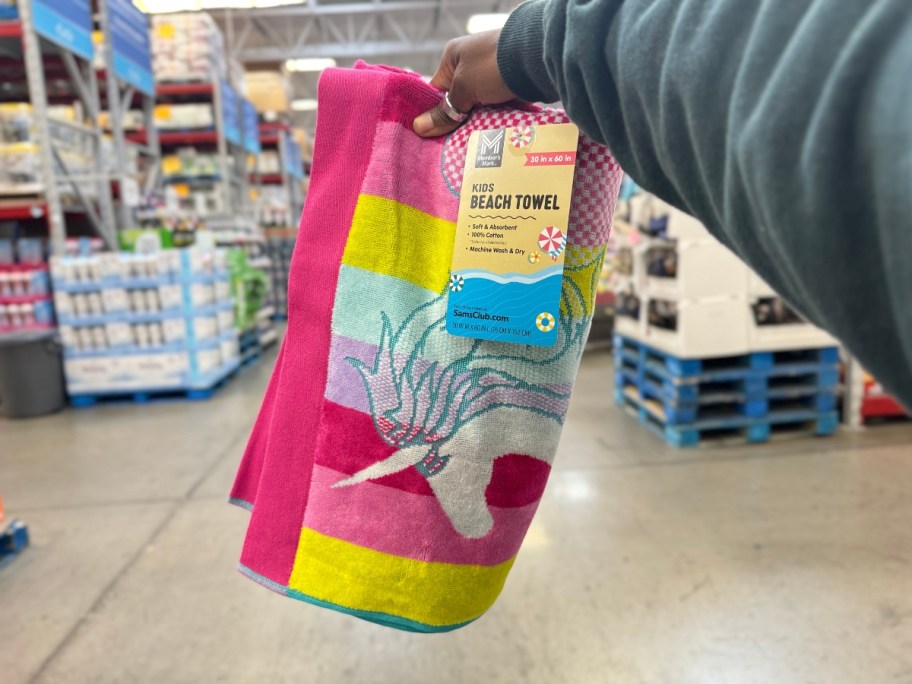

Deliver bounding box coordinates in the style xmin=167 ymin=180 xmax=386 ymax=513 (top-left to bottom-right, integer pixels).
xmin=230 ymin=62 xmax=623 ymax=632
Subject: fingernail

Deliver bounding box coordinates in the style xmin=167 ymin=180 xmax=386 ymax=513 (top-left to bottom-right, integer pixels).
xmin=413 ymin=112 xmax=433 ymax=136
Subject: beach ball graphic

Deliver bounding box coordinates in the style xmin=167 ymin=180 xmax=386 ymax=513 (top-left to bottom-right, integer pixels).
xmin=528 ymin=251 xmax=541 ymax=264
xmin=536 ymin=312 xmax=556 ymax=333
xmin=448 ymin=274 xmax=464 ymax=292
xmin=510 ymin=125 xmax=534 ymax=149
xmin=538 ymin=226 xmax=566 ymax=256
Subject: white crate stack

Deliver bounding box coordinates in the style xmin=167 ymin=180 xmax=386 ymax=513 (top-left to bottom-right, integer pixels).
xmin=50 ymin=249 xmax=240 ymax=396
xmin=614 ymin=194 xmax=834 ymax=358
xmin=151 ymin=12 xmax=227 ymax=83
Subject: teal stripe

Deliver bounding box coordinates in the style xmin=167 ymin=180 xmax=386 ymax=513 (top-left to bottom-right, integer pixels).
xmin=332 ymin=265 xmax=589 ymax=385
xmin=228 ymin=497 xmax=253 ymax=511
xmin=238 ymin=564 xmax=477 ymax=633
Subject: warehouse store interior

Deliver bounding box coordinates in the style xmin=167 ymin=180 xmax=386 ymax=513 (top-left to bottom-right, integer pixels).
xmin=1 ymin=2 xmax=910 ymax=683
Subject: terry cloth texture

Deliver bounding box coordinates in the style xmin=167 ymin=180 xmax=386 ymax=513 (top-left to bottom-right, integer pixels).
xmin=230 ymin=62 xmax=623 ymax=632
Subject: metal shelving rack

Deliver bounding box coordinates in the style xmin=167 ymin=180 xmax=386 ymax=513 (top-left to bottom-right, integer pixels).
xmin=96 ymin=0 xmax=160 ymax=233
xmin=129 ymin=78 xmax=247 ymax=218
xmin=252 ymin=122 xmax=303 ymax=228
xmin=0 ymin=2 xmax=117 ymax=252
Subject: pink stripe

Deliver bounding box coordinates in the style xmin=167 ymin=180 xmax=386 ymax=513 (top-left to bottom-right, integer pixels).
xmin=305 ymin=464 xmax=540 ymax=566
xmin=239 ymin=69 xmax=387 ymax=586
xmin=360 ymin=121 xmax=458 ymax=222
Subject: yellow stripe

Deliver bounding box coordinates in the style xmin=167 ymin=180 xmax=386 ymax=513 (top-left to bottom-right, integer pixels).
xmin=561 ymin=245 xmax=605 ymax=318
xmin=342 ymin=194 xmax=456 ymax=294
xmin=288 ymin=528 xmax=515 ymax=627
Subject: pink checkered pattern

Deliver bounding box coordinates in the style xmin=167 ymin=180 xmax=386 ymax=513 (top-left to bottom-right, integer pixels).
xmin=441 ymin=106 xmax=622 ymax=249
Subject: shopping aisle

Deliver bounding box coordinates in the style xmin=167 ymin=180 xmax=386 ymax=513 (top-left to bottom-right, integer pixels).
xmin=2 ymin=346 xmax=912 ymax=684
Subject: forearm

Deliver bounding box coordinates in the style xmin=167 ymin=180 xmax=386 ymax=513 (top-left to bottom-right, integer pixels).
xmin=498 ymin=0 xmax=912 ymax=406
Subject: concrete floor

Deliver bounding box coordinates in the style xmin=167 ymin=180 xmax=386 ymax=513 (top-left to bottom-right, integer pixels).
xmin=2 ymin=344 xmax=912 ymax=684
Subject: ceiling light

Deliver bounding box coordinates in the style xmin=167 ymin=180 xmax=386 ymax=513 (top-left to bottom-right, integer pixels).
xmin=285 ymin=58 xmax=337 ymax=73
xmin=466 ymin=13 xmax=510 ymax=34
xmin=291 ymin=98 xmax=318 ymax=112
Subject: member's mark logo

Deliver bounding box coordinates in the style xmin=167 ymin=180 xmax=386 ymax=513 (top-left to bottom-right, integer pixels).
xmin=475 ymin=129 xmax=505 ymax=168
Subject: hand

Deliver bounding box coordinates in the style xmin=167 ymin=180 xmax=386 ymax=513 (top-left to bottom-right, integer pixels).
xmin=413 ymin=30 xmax=518 ymax=137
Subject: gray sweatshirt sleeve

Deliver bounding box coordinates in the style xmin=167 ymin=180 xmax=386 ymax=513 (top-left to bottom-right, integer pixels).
xmin=498 ymin=0 xmax=912 ymax=409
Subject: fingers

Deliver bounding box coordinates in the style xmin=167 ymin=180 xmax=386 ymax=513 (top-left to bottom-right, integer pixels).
xmin=413 ymin=100 xmax=464 ymax=138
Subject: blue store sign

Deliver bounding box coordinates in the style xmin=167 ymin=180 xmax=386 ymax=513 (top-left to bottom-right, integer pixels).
xmin=108 ymin=0 xmax=154 ymax=95
xmin=220 ymin=81 xmax=241 ymax=146
xmin=242 ymin=100 xmax=260 ymax=154
xmin=31 ymin=0 xmax=93 ymax=61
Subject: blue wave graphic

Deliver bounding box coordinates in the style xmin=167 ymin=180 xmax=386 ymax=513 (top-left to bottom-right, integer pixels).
xmin=447 ymin=273 xmax=564 ymax=346
xmin=456 ymin=265 xmax=563 ymax=285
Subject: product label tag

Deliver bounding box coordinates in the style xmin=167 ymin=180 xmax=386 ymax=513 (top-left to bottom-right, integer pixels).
xmin=446 ymin=122 xmax=579 ymax=346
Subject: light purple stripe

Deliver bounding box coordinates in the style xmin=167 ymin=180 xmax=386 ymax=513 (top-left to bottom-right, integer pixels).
xmin=325 ymin=333 xmax=573 ymax=415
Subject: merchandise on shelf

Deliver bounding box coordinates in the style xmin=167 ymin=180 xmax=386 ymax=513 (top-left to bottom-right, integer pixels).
xmin=50 ymin=248 xmax=240 ymax=395
xmin=256 ymin=150 xmax=281 ymax=175
xmin=245 ymin=71 xmax=292 ymax=114
xmin=264 ymin=229 xmax=295 ymax=319
xmin=151 ymin=13 xmax=226 ymax=83
xmin=154 ymin=104 xmax=215 ymax=130
xmin=0 ymin=105 xmax=99 ymax=197
xmin=0 ymin=238 xmax=54 ymax=334
xmin=226 ymin=248 xmax=268 ymax=332
xmin=162 ymin=149 xmax=221 ymax=180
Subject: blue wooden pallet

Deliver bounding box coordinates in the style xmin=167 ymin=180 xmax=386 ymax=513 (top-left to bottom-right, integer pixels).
xmin=0 ymin=520 xmax=29 ymax=571
xmin=615 ymin=368 xmax=838 ymax=424
xmin=615 ymin=386 xmax=839 ymax=447
xmin=613 ymin=334 xmax=839 ymax=380
xmin=69 ymin=361 xmax=240 ymax=407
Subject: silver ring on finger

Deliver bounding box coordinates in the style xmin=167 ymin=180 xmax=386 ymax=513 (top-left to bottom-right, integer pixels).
xmin=440 ymin=91 xmax=469 ymax=123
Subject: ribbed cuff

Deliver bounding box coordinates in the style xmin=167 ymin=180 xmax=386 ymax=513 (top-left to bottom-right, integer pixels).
xmin=496 ymin=0 xmax=560 ymax=104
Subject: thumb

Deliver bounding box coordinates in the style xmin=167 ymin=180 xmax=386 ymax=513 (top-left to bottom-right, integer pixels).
xmin=413 ymin=80 xmax=473 ymax=138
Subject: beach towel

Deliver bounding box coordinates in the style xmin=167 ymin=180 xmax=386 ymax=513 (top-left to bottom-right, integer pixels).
xmin=230 ymin=62 xmax=623 ymax=632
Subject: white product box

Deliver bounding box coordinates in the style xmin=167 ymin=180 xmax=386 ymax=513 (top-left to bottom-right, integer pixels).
xmin=747 ymin=300 xmax=836 ymax=352
xmin=213 ymin=249 xmax=228 ymax=271
xmin=105 ymin=322 xmax=133 ymax=348
xmin=159 ymin=251 xmax=181 ymax=277
xmin=189 ymin=283 xmax=214 ymax=307
xmin=64 ymin=357 xmax=121 ymax=392
xmin=216 ymin=309 xmax=235 ymax=334
xmin=128 ymin=353 xmax=186 ymax=387
xmin=189 ymin=316 xmax=218 ymax=341
xmin=748 ymin=271 xmax=777 ymax=298
xmin=99 ymin=253 xmax=125 ymax=280
xmin=643 ymin=240 xmax=749 ymax=300
xmin=665 ymin=208 xmax=712 ymax=241
xmin=102 ymin=288 xmax=129 ymax=313
xmin=158 ymin=284 xmax=183 ymax=310
xmin=54 ymin=291 xmax=72 ymax=316
xmin=615 ymin=312 xmax=643 ymax=340
xmin=179 ymin=249 xmax=213 ymax=277
xmin=214 ymin=280 xmax=231 ymax=301
xmin=195 ymin=347 xmax=222 ymax=375
xmin=643 ymin=297 xmax=751 ymax=358
xmin=129 ymin=289 xmax=147 ymax=313
xmin=59 ymin=325 xmax=79 ymax=351
xmin=220 ymin=338 xmax=239 ymax=363
xmin=162 ymin=317 xmax=186 ymax=344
